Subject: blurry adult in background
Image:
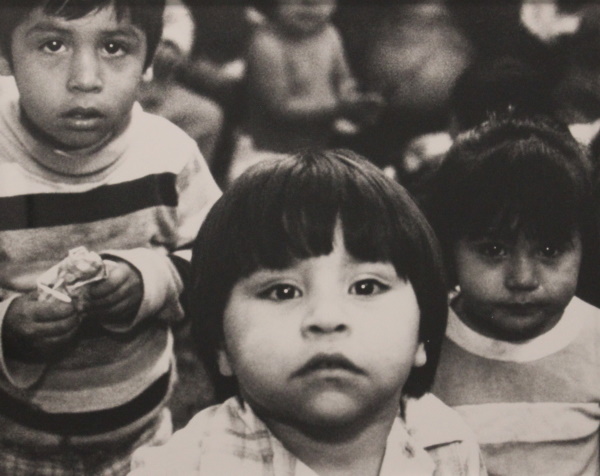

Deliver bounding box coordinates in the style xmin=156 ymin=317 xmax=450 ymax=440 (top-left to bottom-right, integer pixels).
xmin=379 ymin=0 xmax=589 ymax=187
xmin=224 ymin=0 xmax=382 ymax=184
xmin=139 ymin=0 xmax=224 ymax=167
xmin=335 ymin=0 xmax=471 ymax=168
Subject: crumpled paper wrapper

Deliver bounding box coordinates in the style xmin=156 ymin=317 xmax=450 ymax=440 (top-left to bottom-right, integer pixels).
xmin=37 ymin=246 xmax=107 ymax=310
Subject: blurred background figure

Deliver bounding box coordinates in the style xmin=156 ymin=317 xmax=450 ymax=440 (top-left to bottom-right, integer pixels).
xmin=139 ymin=0 xmax=224 ymax=169
xmin=225 ymin=0 xmax=383 ymax=184
xmin=552 ymin=3 xmax=600 ymax=144
xmin=336 ymin=0 xmax=471 ymax=168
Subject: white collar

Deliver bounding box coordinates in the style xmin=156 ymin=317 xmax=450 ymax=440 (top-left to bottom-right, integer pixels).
xmin=447 ymin=296 xmax=588 ymax=362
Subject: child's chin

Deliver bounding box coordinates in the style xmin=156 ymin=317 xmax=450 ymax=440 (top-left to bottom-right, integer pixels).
xmin=55 ymin=129 xmax=112 ymax=152
xmin=301 ymin=392 xmax=365 ymax=425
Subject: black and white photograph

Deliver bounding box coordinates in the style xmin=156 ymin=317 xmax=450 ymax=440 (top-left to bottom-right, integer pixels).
xmin=0 ymin=1 xmax=598 ymax=474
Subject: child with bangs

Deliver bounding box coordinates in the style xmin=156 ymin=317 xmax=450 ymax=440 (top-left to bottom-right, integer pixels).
xmin=423 ymin=116 xmax=600 ymax=475
xmin=129 ymin=149 xmax=486 ymax=475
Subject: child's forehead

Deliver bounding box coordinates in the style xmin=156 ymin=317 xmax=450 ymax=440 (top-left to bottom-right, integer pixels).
xmin=22 ymin=2 xmax=137 ymax=30
xmin=463 ymin=226 xmax=578 ymax=245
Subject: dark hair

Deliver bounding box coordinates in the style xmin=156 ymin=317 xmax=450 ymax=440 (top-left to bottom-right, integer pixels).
xmin=423 ymin=115 xmax=595 ymax=288
xmin=449 ymin=56 xmax=558 ymax=135
xmin=0 ymin=0 xmax=165 ymax=70
xmin=591 ymin=128 xmax=600 ymax=174
xmin=189 ymin=149 xmax=448 ymax=402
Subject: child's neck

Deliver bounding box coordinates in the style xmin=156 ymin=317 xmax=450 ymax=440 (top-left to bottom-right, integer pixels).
xmin=263 ymin=404 xmax=398 ymax=476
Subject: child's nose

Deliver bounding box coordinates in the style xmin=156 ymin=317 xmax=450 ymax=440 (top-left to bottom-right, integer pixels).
xmin=505 ymin=255 xmax=540 ymax=291
xmin=68 ymin=49 xmax=103 ymax=92
xmin=301 ymin=295 xmax=350 ymax=338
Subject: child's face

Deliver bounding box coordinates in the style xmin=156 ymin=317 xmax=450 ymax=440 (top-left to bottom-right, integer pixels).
xmin=454 ymin=232 xmax=581 ymax=341
xmin=3 ymin=5 xmax=147 ymax=150
xmin=275 ymin=0 xmax=336 ymax=36
xmin=218 ymin=227 xmax=426 ymax=432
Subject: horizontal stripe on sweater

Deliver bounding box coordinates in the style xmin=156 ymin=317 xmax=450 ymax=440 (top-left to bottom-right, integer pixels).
xmin=454 ymin=401 xmax=600 ymax=444
xmin=0 ymin=173 xmax=177 ymax=230
xmin=0 ymin=328 xmax=173 ymax=413
xmin=0 ymin=370 xmax=170 ymax=435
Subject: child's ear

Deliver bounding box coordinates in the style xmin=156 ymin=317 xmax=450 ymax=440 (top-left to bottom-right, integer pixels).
xmin=0 ymin=54 xmax=12 ymax=76
xmin=217 ymin=348 xmax=234 ymax=377
xmin=413 ymin=343 xmax=427 ymax=368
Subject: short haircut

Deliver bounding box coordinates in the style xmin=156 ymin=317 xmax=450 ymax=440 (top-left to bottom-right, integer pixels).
xmin=423 ymin=115 xmax=595 ymax=287
xmin=0 ymin=0 xmax=165 ymax=70
xmin=188 ymin=149 xmax=448 ymax=402
xmin=450 ymin=56 xmax=557 ymax=134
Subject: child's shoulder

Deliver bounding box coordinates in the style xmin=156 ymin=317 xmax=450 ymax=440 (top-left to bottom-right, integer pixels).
xmin=405 ymin=392 xmax=479 ymax=449
xmin=125 ymin=103 xmax=203 ymax=169
xmin=567 ymin=296 xmax=600 ymax=339
xmin=134 ymin=104 xmax=198 ymax=150
xmin=405 ymin=393 xmax=486 ymax=475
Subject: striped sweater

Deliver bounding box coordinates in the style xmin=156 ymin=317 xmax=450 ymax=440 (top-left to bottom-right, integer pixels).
xmin=432 ymin=296 xmax=600 ymax=476
xmin=0 ymin=92 xmax=221 ymax=447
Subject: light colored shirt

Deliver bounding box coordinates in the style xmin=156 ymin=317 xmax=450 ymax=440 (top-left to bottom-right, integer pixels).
xmin=433 ymin=296 xmax=600 ymax=476
xmin=129 ymin=393 xmax=485 ymax=475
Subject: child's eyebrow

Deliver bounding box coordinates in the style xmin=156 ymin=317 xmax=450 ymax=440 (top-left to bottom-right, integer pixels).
xmin=24 ymin=20 xmax=144 ymax=41
xmin=24 ymin=21 xmax=70 ymax=36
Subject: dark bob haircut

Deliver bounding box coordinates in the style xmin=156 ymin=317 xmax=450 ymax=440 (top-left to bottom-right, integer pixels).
xmin=189 ymin=149 xmax=448 ymax=402
xmin=423 ymin=115 xmax=595 ymax=288
xmin=0 ymin=0 xmax=165 ymax=70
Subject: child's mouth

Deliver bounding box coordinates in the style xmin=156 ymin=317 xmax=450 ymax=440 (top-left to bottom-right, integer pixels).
xmin=62 ymin=108 xmax=104 ymax=129
xmin=501 ymin=302 xmax=543 ymax=316
xmin=293 ymin=353 xmax=365 ymax=377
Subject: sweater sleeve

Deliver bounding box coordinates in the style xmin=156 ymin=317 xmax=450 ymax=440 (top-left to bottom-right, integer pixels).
xmin=100 ymin=148 xmax=221 ymax=333
xmin=0 ymin=294 xmax=46 ymax=389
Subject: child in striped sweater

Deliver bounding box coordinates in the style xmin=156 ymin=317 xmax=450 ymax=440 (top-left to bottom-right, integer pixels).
xmin=0 ymin=1 xmax=220 ymax=474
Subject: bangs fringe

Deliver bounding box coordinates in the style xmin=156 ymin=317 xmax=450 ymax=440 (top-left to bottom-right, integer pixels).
xmin=455 ymin=138 xmax=589 ymax=243
xmin=227 ymin=153 xmax=414 ymax=279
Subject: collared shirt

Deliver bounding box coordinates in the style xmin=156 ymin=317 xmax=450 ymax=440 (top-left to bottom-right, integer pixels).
xmin=129 ymin=394 xmax=486 ymax=475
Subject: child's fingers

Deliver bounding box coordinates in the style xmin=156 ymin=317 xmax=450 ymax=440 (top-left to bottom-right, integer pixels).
xmin=30 ymin=300 xmax=76 ymax=323
xmin=88 ymin=261 xmax=135 ymax=298
xmin=87 ymin=278 xmax=121 ymax=299
xmin=37 ymin=326 xmax=80 ymax=355
xmin=87 ymin=281 xmax=139 ymax=309
xmin=36 ymin=314 xmax=81 ymax=338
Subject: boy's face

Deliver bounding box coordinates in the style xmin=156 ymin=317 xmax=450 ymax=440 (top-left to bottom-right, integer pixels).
xmin=3 ymin=4 xmax=147 ymax=150
xmin=219 ymin=227 xmax=426 ymax=434
xmin=454 ymin=232 xmax=581 ymax=342
xmin=275 ymin=0 xmax=336 ymax=36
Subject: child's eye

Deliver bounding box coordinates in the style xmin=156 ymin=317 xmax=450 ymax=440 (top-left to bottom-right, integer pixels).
xmin=260 ymin=284 xmax=302 ymax=301
xmin=349 ymin=279 xmax=389 ymax=296
xmin=476 ymin=242 xmax=507 ymax=258
xmin=42 ymin=40 xmax=65 ymax=53
xmin=103 ymin=41 xmax=126 ymax=56
xmin=538 ymin=244 xmax=562 ymax=259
